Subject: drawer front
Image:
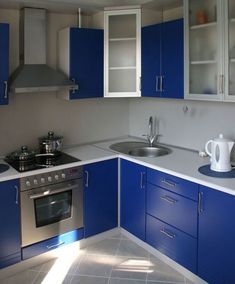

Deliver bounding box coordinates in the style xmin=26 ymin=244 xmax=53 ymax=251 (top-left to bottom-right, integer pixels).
xmin=147 ymin=184 xmax=198 ymax=237
xmin=147 ymin=168 xmax=198 ymax=201
xmin=22 ymin=228 xmax=84 ymax=260
xmin=146 ymin=214 xmax=197 ymax=273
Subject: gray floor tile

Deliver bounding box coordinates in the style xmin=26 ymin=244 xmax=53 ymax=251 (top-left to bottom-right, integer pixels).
xmin=86 ymin=238 xmax=121 ymax=256
xmin=70 ymin=275 xmax=109 ymax=284
xmin=109 ymin=278 xmax=146 ymax=284
xmin=111 ymin=257 xmax=149 ymax=280
xmin=116 ymin=239 xmax=149 ymax=258
xmin=185 ymin=279 xmax=197 ymax=284
xmin=77 ymin=254 xmax=114 ymax=277
xmin=147 ymin=281 xmax=185 ymax=284
xmin=147 ymin=257 xmax=185 ymax=283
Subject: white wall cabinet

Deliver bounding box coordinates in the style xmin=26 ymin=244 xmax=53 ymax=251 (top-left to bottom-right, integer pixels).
xmin=184 ymin=0 xmax=235 ymax=102
xmin=104 ymin=8 xmax=141 ymax=98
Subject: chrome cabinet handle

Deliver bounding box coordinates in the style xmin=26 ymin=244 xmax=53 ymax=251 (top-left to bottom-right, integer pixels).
xmin=139 ymin=76 xmax=141 ymax=91
xmin=198 ymin=191 xmax=204 ymax=214
xmin=47 ymin=241 xmax=65 ymax=249
xmin=156 ymin=76 xmax=160 ymax=92
xmin=160 ymin=195 xmax=178 ymax=204
xmin=140 ymin=172 xmax=145 ymax=189
xmin=161 ymin=178 xmax=176 ymax=188
xmin=160 ymin=228 xmax=175 ymax=239
xmin=84 ymin=170 xmax=89 ymax=188
xmin=4 ymin=81 xmax=8 ymax=99
xmin=219 ymin=75 xmax=224 ymax=94
xmin=15 ymin=185 xmax=19 ymax=205
xmin=161 ymin=76 xmax=164 ymax=92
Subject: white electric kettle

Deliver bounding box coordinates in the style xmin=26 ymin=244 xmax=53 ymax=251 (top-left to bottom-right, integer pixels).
xmin=205 ymin=134 xmax=234 ymax=172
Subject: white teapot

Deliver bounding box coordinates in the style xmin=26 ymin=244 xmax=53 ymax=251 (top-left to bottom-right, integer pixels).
xmin=205 ymin=134 xmax=234 ymax=172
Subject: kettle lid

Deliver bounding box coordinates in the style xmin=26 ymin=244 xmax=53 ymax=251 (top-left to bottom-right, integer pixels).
xmin=214 ymin=134 xmax=233 ymax=143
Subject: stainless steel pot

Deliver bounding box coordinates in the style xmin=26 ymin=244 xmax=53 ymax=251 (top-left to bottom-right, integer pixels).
xmin=39 ymin=131 xmax=63 ymax=154
xmin=6 ymin=146 xmax=36 ymax=162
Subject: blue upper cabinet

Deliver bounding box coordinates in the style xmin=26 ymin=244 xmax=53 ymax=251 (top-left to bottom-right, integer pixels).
xmin=58 ymin=27 xmax=103 ymax=100
xmin=198 ymin=186 xmax=235 ymax=284
xmin=84 ymin=159 xmax=118 ymax=238
xmin=142 ymin=19 xmax=183 ymax=99
xmin=0 ymin=179 xmax=21 ymax=269
xmin=121 ymin=159 xmax=146 ymax=241
xmin=0 ymin=23 xmax=9 ymax=105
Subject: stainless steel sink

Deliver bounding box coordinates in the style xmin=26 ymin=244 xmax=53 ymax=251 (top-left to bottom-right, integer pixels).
xmin=109 ymin=141 xmax=171 ymax=158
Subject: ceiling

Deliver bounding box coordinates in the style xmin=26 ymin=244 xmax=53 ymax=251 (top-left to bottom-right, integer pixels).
xmin=0 ymin=0 xmax=182 ymax=14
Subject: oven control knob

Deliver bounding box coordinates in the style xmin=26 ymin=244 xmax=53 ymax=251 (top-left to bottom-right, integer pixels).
xmin=41 ymin=177 xmax=45 ymax=184
xmin=26 ymin=180 xmax=31 ymax=187
xmin=61 ymin=173 xmax=66 ymax=179
xmin=33 ymin=179 xmax=38 ymax=185
xmin=48 ymin=176 xmax=52 ymax=182
xmin=54 ymin=174 xmax=59 ymax=180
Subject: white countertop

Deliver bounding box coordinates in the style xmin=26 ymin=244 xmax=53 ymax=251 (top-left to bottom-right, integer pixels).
xmin=1 ymin=136 xmax=235 ymax=196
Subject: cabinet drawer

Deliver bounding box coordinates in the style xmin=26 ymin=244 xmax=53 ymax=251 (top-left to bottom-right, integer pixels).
xmin=147 ymin=184 xmax=198 ymax=237
xmin=147 ymin=168 xmax=198 ymax=201
xmin=22 ymin=228 xmax=84 ymax=260
xmin=146 ymin=214 xmax=197 ymax=273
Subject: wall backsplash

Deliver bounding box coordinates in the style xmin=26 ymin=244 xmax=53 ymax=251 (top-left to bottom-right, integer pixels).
xmin=0 ymin=94 xmax=129 ymax=156
xmin=129 ymin=98 xmax=235 ymax=158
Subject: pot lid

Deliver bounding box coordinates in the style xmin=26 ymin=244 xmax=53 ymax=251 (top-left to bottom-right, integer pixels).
xmin=39 ymin=131 xmax=63 ymax=142
xmin=7 ymin=146 xmax=36 ymax=161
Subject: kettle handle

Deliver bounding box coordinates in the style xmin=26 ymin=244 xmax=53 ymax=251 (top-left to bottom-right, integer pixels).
xmin=205 ymin=140 xmax=213 ymax=157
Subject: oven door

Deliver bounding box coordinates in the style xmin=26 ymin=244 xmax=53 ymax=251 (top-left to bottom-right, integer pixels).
xmin=21 ymin=179 xmax=83 ymax=247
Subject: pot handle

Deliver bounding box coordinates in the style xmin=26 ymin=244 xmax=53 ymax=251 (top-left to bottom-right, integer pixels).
xmin=205 ymin=140 xmax=213 ymax=157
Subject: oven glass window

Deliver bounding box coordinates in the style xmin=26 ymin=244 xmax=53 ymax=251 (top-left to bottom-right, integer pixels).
xmin=34 ymin=190 xmax=72 ymax=227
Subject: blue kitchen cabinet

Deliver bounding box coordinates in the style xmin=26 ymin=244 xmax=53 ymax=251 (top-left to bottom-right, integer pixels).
xmin=0 ymin=23 xmax=9 ymax=105
xmin=121 ymin=159 xmax=146 ymax=241
xmin=0 ymin=179 xmax=21 ymax=268
xmin=142 ymin=19 xmax=183 ymax=99
xmin=58 ymin=27 xmax=103 ymax=99
xmin=84 ymin=159 xmax=118 ymax=238
xmin=198 ymin=186 xmax=235 ymax=284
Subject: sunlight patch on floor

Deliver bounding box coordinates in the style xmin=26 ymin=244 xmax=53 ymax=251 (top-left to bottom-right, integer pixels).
xmin=114 ymin=259 xmax=154 ymax=273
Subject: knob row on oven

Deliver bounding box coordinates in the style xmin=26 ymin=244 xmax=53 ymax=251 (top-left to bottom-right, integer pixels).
xmin=25 ymin=173 xmax=66 ymax=187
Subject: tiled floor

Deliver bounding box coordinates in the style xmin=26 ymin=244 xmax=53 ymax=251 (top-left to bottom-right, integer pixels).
xmin=2 ymin=233 xmax=196 ymax=284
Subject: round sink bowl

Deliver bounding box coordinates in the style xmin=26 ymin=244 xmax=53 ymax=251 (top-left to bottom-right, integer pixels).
xmin=109 ymin=141 xmax=171 ymax=158
xmin=129 ymin=146 xmax=171 ymax=158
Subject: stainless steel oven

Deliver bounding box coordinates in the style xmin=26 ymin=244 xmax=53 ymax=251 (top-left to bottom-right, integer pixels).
xmin=20 ymin=166 xmax=83 ymax=247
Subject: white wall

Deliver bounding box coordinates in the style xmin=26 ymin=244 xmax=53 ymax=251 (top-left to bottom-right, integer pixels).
xmin=129 ymin=98 xmax=235 ymax=153
xmin=0 ymin=9 xmax=129 ymax=156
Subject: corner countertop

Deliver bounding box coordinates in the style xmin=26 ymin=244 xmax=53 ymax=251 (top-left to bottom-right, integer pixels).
xmin=1 ymin=136 xmax=235 ymax=197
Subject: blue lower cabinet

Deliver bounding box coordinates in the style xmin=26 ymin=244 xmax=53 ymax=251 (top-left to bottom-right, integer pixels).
xmin=0 ymin=179 xmax=21 ymax=269
xmin=84 ymin=159 xmax=118 ymax=238
xmin=22 ymin=228 xmax=84 ymax=260
xmin=121 ymin=159 xmax=146 ymax=241
xmin=146 ymin=214 xmax=197 ymax=273
xmin=198 ymin=186 xmax=235 ymax=284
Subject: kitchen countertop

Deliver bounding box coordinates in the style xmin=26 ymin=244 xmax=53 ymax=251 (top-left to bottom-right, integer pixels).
xmin=1 ymin=136 xmax=235 ymax=196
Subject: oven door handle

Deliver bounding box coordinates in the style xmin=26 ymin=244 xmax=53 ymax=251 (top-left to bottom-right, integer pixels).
xmin=28 ymin=184 xmax=79 ymax=199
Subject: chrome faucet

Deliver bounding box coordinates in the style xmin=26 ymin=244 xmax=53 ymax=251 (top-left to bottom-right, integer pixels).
xmin=144 ymin=116 xmax=160 ymax=147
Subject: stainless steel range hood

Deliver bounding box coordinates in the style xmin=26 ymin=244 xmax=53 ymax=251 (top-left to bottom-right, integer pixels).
xmin=10 ymin=8 xmax=78 ymax=94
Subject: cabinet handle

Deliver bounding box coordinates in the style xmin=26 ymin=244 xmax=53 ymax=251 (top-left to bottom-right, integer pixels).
xmin=156 ymin=76 xmax=160 ymax=92
xmin=47 ymin=241 xmax=65 ymax=250
xmin=160 ymin=228 xmax=175 ymax=239
xmin=198 ymin=191 xmax=204 ymax=214
xmin=140 ymin=172 xmax=145 ymax=189
xmin=160 ymin=195 xmax=178 ymax=204
xmin=4 ymin=81 xmax=8 ymax=99
xmin=161 ymin=178 xmax=176 ymax=188
xmin=160 ymin=76 xmax=164 ymax=92
xmin=219 ymin=75 xmax=224 ymax=94
xmin=84 ymin=170 xmax=89 ymax=188
xmin=139 ymin=76 xmax=141 ymax=91
xmin=15 ymin=185 xmax=19 ymax=205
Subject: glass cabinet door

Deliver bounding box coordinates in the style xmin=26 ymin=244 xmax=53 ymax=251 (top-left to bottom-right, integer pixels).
xmin=185 ymin=0 xmax=223 ymax=100
xmin=104 ymin=9 xmax=141 ymax=97
xmin=226 ymin=0 xmax=235 ymax=100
